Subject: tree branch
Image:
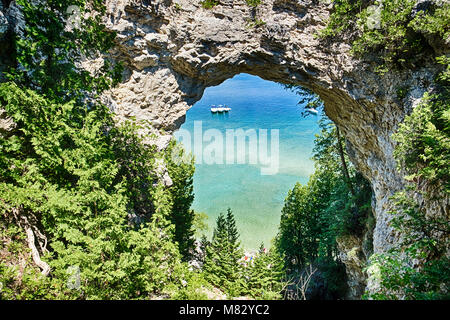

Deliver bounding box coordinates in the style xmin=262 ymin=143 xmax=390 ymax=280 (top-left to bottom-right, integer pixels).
xmin=25 ymin=226 xmax=50 ymax=276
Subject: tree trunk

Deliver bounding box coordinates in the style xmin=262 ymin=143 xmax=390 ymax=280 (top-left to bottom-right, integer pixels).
xmin=336 ymin=127 xmax=355 ymax=196
xmin=25 ymin=226 xmax=50 ymax=276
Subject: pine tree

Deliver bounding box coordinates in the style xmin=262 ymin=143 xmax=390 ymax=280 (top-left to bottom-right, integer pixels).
xmin=0 ymin=0 xmax=199 ymax=299
xmin=225 ymin=208 xmax=243 ymax=269
xmin=203 ymin=209 xmax=244 ymax=296
xmin=196 ymin=234 xmax=210 ymax=265
xmin=245 ymin=242 xmax=285 ymax=299
xmin=165 ymin=140 xmax=196 ymax=261
xmin=203 ymin=213 xmax=229 ymax=288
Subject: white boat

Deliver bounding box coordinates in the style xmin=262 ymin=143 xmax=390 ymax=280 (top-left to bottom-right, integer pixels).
xmin=211 ymin=105 xmax=231 ymax=113
xmin=306 ymin=108 xmax=318 ymax=115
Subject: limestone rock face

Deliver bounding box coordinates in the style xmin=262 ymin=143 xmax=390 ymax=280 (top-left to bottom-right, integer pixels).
xmin=0 ymin=5 xmax=8 ymax=38
xmin=336 ymin=234 xmax=369 ymax=299
xmin=1 ymin=0 xmax=447 ymax=298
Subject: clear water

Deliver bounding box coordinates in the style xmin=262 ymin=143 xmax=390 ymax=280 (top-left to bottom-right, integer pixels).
xmin=175 ymin=74 xmax=321 ymax=250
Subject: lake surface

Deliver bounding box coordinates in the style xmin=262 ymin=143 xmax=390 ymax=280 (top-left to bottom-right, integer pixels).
xmin=175 ymin=74 xmax=321 ymax=250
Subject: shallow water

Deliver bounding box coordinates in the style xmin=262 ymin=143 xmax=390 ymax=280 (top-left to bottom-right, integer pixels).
xmin=175 ymin=74 xmax=321 ymax=250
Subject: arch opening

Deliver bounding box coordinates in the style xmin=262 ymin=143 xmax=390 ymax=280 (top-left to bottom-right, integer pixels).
xmin=174 ymin=73 xmax=323 ymax=250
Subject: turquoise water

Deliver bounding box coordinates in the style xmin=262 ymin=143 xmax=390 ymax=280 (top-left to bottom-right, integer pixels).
xmin=175 ymin=74 xmax=321 ymax=250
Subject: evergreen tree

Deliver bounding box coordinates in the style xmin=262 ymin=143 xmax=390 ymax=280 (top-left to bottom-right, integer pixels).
xmin=245 ymin=242 xmax=286 ymax=299
xmin=225 ymin=208 xmax=242 ymax=266
xmin=276 ymin=116 xmax=369 ymax=298
xmin=0 ymin=83 xmax=195 ymax=299
xmin=9 ymin=0 xmax=122 ymax=102
xmin=165 ymin=140 xmax=196 ymax=261
xmin=203 ymin=209 xmax=243 ymax=297
xmin=203 ymin=213 xmax=229 ymax=288
xmin=0 ymin=0 xmax=200 ymax=299
xmin=365 ymin=56 xmax=450 ymax=300
xmin=196 ymin=234 xmax=210 ymax=266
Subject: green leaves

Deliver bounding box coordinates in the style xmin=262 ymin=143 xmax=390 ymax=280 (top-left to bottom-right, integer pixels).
xmin=0 ymin=0 xmax=201 ymax=300
xmin=201 ymin=0 xmax=219 ymax=9
xmin=0 ymin=81 xmax=199 ymax=299
xmin=202 ymin=209 xmax=285 ymax=299
xmin=393 ymin=57 xmax=450 ymax=193
xmin=11 ymin=0 xmax=122 ymax=102
xmin=277 ymin=118 xmax=372 ymax=269
xmin=322 ymin=0 xmax=450 ymax=72
xmin=245 ymin=244 xmax=285 ymax=300
xmin=275 ymin=116 xmax=372 ymax=298
xmin=165 ymin=140 xmax=196 ymax=260
xmin=203 ymin=211 xmax=239 ymax=292
xmin=364 ymin=57 xmax=450 ymax=300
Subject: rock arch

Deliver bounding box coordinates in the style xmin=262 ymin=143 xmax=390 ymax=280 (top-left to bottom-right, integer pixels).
xmin=102 ymin=0 xmax=438 ymax=297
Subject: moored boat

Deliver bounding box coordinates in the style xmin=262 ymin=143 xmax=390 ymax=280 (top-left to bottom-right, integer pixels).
xmin=211 ymin=104 xmax=231 ymax=113
xmin=306 ymin=108 xmax=318 ymax=115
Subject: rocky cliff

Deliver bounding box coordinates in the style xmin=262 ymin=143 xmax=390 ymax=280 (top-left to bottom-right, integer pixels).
xmin=1 ymin=0 xmax=447 ymax=298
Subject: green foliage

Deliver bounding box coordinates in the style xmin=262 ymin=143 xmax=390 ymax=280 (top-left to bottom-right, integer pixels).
xmin=284 ymin=85 xmax=323 ymax=116
xmin=393 ymin=56 xmax=450 ymax=193
xmin=365 ymin=190 xmax=450 ymax=299
xmin=0 ymin=0 xmax=288 ymax=300
xmin=244 ymin=0 xmax=264 ymax=28
xmin=277 ymin=182 xmax=322 ymax=267
xmin=320 ymin=0 xmax=363 ymax=38
xmin=202 ymin=210 xmax=286 ymax=299
xmin=246 ymin=0 xmax=262 ymax=7
xmin=0 ymin=0 xmax=199 ymax=299
xmin=365 ymin=57 xmax=450 ymax=300
xmin=0 ymin=222 xmax=63 ymax=300
xmin=174 ymin=2 xmax=183 ymax=11
xmin=9 ymin=0 xmax=122 ymax=102
xmin=321 ymin=0 xmax=450 ymax=72
xmin=169 ymin=271 xmax=211 ymax=300
xmin=320 ymin=1 xmax=450 ymax=299
xmin=365 ymin=250 xmax=450 ymax=300
xmin=0 ymin=82 xmax=197 ymax=299
xmin=244 ymin=243 xmax=286 ymax=300
xmin=165 ymin=140 xmax=196 ymax=260
xmin=396 ymin=85 xmax=409 ymax=101
xmin=246 ymin=18 xmax=266 ymax=28
xmin=193 ymin=211 xmax=209 ymax=237
xmin=203 ymin=209 xmax=244 ymax=296
xmin=201 ymin=0 xmax=219 ymax=9
xmin=276 ymin=115 xmax=372 ymax=299
xmin=277 ymin=118 xmax=372 ymax=268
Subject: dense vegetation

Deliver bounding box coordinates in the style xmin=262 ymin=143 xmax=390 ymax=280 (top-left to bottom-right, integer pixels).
xmin=1 ymin=0 xmax=448 ymax=301
xmin=316 ymin=0 xmax=450 ymax=299
xmin=275 ymin=105 xmax=373 ymax=299
xmin=278 ymin=61 xmax=448 ymax=299
xmin=321 ymin=0 xmax=449 ymax=73
xmin=202 ymin=209 xmax=286 ymax=299
xmin=0 ymin=0 xmax=201 ymax=299
xmin=0 ymin=0 xmax=287 ymax=300
xmin=363 ymin=55 xmax=450 ymax=300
